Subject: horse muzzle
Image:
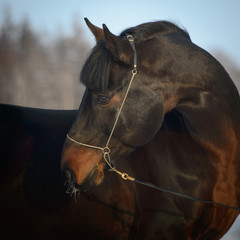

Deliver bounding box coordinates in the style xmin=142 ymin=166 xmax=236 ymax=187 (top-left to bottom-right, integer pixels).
xmin=61 ymin=145 xmax=105 ymax=191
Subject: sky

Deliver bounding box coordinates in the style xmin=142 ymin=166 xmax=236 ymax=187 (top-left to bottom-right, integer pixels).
xmin=0 ymin=0 xmax=240 ymax=66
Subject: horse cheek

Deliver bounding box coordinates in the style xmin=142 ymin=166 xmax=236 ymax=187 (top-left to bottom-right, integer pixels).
xmin=122 ymin=103 xmax=164 ymax=146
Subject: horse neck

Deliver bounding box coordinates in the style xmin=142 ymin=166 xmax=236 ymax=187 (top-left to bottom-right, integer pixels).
xmin=161 ymin=80 xmax=239 ymax=164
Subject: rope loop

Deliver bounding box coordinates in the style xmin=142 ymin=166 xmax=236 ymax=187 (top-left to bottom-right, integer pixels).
xmin=132 ymin=69 xmax=137 ymax=75
xmin=102 ymin=146 xmax=110 ymax=154
xmin=126 ymin=35 xmax=134 ymax=42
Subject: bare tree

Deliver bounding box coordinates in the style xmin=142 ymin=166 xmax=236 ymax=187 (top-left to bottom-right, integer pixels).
xmin=0 ymin=7 xmax=90 ymax=109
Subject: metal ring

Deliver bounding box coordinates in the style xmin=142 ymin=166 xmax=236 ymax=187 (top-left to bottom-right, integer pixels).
xmin=132 ymin=69 xmax=137 ymax=74
xmin=121 ymin=173 xmax=129 ymax=180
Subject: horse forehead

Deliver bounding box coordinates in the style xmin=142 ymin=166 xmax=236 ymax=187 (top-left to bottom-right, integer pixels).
xmin=108 ymin=65 xmax=131 ymax=89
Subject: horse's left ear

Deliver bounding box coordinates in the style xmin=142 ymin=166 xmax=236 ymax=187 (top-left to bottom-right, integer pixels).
xmin=84 ymin=18 xmax=104 ymax=42
xmin=103 ymin=24 xmax=132 ymax=65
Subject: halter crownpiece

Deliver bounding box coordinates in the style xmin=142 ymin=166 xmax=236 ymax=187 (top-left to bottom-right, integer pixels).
xmin=126 ymin=34 xmax=137 ymax=73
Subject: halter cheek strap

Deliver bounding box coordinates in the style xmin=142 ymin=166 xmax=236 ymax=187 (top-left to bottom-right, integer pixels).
xmin=67 ymin=34 xmax=137 ymax=181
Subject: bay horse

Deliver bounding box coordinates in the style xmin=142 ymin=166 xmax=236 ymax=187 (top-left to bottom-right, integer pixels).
xmin=61 ymin=19 xmax=240 ymax=239
xmin=0 ymin=19 xmax=240 ymax=240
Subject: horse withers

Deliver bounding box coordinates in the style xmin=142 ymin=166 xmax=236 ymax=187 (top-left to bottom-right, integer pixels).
xmin=61 ymin=19 xmax=240 ymax=239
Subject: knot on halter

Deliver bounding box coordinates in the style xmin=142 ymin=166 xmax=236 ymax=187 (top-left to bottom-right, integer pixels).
xmin=102 ymin=146 xmax=110 ymax=154
xmin=102 ymin=147 xmax=113 ymax=168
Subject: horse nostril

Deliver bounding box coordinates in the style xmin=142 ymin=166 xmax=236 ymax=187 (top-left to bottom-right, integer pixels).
xmin=63 ymin=168 xmax=80 ymax=196
xmin=63 ymin=168 xmax=76 ymax=185
xmin=65 ymin=169 xmax=71 ymax=181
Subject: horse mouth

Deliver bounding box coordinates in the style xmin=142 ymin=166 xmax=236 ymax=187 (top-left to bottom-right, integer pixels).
xmin=63 ymin=165 xmax=104 ymax=198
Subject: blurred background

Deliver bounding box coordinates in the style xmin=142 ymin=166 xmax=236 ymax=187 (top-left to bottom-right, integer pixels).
xmin=0 ymin=0 xmax=239 ymax=238
xmin=0 ymin=0 xmax=239 ymax=110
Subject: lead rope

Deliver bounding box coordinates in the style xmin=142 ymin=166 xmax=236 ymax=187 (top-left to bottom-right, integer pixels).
xmin=66 ymin=35 xmax=240 ymax=212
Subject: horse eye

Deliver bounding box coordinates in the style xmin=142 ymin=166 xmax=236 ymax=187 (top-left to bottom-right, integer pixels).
xmin=97 ymin=95 xmax=111 ymax=105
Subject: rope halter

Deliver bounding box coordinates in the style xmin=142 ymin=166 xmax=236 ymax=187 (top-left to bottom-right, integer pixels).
xmin=67 ymin=34 xmax=137 ymax=181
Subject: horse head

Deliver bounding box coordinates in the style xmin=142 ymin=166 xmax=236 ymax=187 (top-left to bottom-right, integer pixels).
xmin=61 ymin=19 xmax=176 ymax=190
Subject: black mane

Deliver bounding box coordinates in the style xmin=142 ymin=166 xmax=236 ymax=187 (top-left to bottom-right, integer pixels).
xmin=120 ymin=21 xmax=191 ymax=42
xmin=81 ymin=21 xmax=190 ymax=91
xmin=81 ymin=40 xmax=111 ymax=91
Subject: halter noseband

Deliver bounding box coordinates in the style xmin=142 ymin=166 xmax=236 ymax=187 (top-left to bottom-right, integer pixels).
xmin=67 ymin=34 xmax=137 ymax=181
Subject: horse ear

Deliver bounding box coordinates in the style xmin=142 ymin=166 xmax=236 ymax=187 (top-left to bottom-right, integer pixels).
xmin=84 ymin=18 xmax=104 ymax=42
xmin=103 ymin=24 xmax=132 ymax=64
